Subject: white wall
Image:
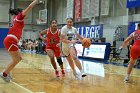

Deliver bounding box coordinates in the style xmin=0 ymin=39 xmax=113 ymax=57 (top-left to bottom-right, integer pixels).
xmin=0 ymin=0 xmax=10 ymax=28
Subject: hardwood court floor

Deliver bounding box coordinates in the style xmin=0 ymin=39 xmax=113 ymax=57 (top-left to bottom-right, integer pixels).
xmin=0 ymin=49 xmax=140 ymax=93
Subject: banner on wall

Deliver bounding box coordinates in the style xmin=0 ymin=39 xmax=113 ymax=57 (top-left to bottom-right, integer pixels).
xmin=128 ymin=21 xmax=139 ymax=35
xmin=76 ymin=24 xmax=103 ymax=38
xmin=127 ymin=0 xmax=140 ymax=8
xmin=74 ymin=0 xmax=82 ymax=21
xmin=67 ymin=0 xmax=74 ymax=18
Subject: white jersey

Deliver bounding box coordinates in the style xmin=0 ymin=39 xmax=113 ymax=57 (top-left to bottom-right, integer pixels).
xmin=61 ymin=25 xmax=78 ymax=47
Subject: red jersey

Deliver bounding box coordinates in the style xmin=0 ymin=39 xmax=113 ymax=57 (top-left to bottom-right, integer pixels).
xmin=8 ymin=13 xmax=25 ymax=40
xmin=133 ymin=30 xmax=140 ymax=46
xmin=46 ymin=28 xmax=60 ymax=47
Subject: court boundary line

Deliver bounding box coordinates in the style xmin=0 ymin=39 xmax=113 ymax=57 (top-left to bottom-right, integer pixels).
xmin=11 ymin=81 xmax=34 ymax=93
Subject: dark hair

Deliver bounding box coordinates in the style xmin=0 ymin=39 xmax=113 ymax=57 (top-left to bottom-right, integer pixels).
xmin=138 ymin=23 xmax=140 ymax=29
xmin=9 ymin=8 xmax=23 ymax=15
xmin=66 ymin=17 xmax=73 ymax=21
xmin=50 ymin=19 xmax=57 ymax=25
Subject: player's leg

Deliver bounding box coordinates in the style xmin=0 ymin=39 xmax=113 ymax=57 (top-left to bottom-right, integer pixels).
xmin=46 ymin=49 xmax=59 ymax=77
xmin=124 ymin=58 xmax=137 ymax=82
xmin=124 ymin=46 xmax=139 ymax=82
xmin=62 ymin=46 xmax=75 ymax=71
xmin=54 ymin=46 xmax=65 ymax=77
xmin=0 ymin=51 xmax=22 ymax=82
xmin=62 ymin=45 xmax=79 ymax=78
xmin=69 ymin=47 xmax=86 ymax=77
xmin=56 ymin=57 xmax=65 ymax=77
xmin=0 ymin=36 xmax=22 ymax=82
xmin=66 ymin=55 xmax=79 ymax=79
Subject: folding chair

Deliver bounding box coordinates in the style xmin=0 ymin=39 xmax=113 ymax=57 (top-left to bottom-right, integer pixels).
xmin=110 ymin=49 xmax=122 ymax=61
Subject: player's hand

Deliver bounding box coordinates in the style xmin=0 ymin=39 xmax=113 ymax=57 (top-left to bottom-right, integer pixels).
xmin=56 ymin=43 xmax=60 ymax=47
xmin=42 ymin=38 xmax=46 ymax=42
xmin=70 ymin=40 xmax=78 ymax=44
xmin=119 ymin=46 xmax=123 ymax=50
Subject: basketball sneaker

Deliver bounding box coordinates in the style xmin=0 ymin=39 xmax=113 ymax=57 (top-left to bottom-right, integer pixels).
xmin=73 ymin=70 xmax=79 ymax=79
xmin=0 ymin=72 xmax=11 ymax=82
xmin=124 ymin=76 xmax=129 ymax=83
xmin=55 ymin=70 xmax=60 ymax=77
xmin=61 ymin=69 xmax=65 ymax=77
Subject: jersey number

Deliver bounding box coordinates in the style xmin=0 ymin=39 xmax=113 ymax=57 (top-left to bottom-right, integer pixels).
xmin=50 ymin=38 xmax=56 ymax=44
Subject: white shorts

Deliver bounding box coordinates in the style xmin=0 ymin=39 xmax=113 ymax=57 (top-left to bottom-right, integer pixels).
xmin=61 ymin=43 xmax=74 ymax=56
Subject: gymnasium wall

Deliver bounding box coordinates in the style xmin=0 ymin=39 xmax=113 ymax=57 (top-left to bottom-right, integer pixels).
xmin=0 ymin=0 xmax=10 ymax=28
xmin=54 ymin=0 xmax=67 ymax=24
xmin=0 ymin=0 xmax=10 ymax=23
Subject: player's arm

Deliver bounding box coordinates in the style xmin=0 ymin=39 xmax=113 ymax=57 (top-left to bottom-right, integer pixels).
xmin=39 ymin=29 xmax=47 ymax=42
xmin=60 ymin=28 xmax=77 ymax=44
xmin=120 ymin=33 xmax=133 ymax=49
xmin=75 ymin=33 xmax=84 ymax=41
xmin=74 ymin=28 xmax=83 ymax=41
xmin=75 ymin=28 xmax=84 ymax=42
xmin=22 ymin=0 xmax=38 ymax=16
xmin=60 ymin=34 xmax=70 ymax=44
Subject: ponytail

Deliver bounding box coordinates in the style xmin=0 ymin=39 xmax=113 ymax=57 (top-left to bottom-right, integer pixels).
xmin=9 ymin=8 xmax=23 ymax=15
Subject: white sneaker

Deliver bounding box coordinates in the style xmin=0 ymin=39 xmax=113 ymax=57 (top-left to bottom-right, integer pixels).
xmin=73 ymin=70 xmax=79 ymax=79
xmin=7 ymin=72 xmax=12 ymax=79
xmin=124 ymin=76 xmax=129 ymax=83
xmin=0 ymin=72 xmax=11 ymax=82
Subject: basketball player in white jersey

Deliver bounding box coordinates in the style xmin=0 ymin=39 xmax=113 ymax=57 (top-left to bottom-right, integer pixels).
xmin=61 ymin=18 xmax=86 ymax=79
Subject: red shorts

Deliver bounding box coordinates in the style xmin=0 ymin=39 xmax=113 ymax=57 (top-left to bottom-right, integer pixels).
xmin=3 ymin=35 xmax=19 ymax=51
xmin=130 ymin=45 xmax=140 ymax=60
xmin=46 ymin=46 xmax=61 ymax=58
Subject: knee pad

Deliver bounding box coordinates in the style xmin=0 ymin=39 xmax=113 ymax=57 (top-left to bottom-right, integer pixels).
xmin=57 ymin=58 xmax=63 ymax=65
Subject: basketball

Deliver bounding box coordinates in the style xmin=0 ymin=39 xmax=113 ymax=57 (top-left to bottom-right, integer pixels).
xmin=82 ymin=38 xmax=91 ymax=48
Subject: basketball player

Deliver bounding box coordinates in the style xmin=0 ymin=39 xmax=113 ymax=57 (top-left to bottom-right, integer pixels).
xmin=39 ymin=20 xmax=65 ymax=77
xmin=61 ymin=18 xmax=86 ymax=79
xmin=119 ymin=23 xmax=140 ymax=83
xmin=0 ymin=0 xmax=38 ymax=82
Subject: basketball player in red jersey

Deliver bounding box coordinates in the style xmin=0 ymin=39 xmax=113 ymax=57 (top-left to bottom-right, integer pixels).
xmin=39 ymin=20 xmax=65 ymax=77
xmin=0 ymin=0 xmax=38 ymax=82
xmin=120 ymin=23 xmax=140 ymax=83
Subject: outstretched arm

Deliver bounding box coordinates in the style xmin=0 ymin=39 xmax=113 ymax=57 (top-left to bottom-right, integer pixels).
xmin=119 ymin=33 xmax=133 ymax=49
xmin=22 ymin=0 xmax=38 ymax=16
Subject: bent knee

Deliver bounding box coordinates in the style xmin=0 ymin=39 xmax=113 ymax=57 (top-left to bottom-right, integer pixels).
xmin=14 ymin=56 xmax=22 ymax=63
xmin=129 ymin=59 xmax=137 ymax=65
xmin=129 ymin=61 xmax=135 ymax=65
xmin=72 ymin=56 xmax=78 ymax=60
xmin=19 ymin=57 xmax=22 ymax=61
xmin=49 ymin=55 xmax=54 ymax=59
